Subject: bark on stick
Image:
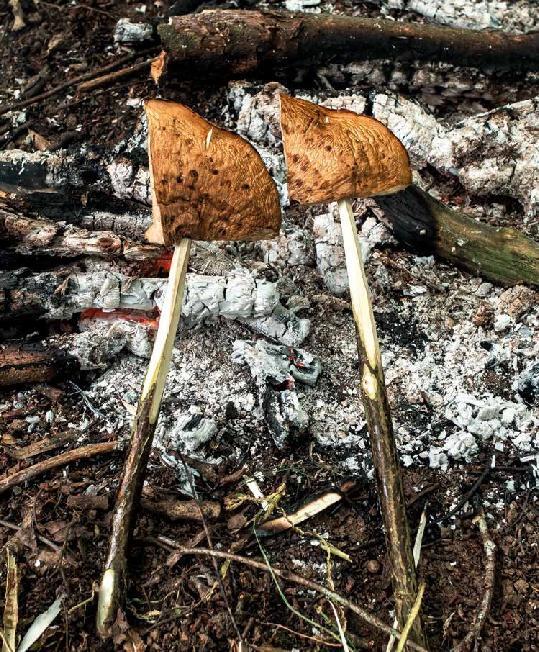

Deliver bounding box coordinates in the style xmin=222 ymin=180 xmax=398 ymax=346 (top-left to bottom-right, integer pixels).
xmin=158 ymin=9 xmax=539 ymax=80
xmin=376 ymin=185 xmax=539 ymax=287
xmin=339 ymin=199 xmax=427 ymax=647
xmin=0 ymin=442 xmax=117 ymax=495
xmin=96 ymin=240 xmax=191 ymax=636
xmin=0 ymin=343 xmax=79 ymax=387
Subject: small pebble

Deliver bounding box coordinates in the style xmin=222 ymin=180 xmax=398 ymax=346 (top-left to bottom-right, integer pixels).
xmin=476 ymin=282 xmax=493 ymax=297
xmin=366 ymin=559 xmax=381 ymax=574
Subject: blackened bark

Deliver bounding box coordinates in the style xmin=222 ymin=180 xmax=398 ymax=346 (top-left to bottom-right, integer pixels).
xmin=376 ymin=185 xmax=539 ymax=287
xmin=97 ymin=394 xmax=156 ymax=634
xmin=0 ymin=343 xmax=79 ymax=387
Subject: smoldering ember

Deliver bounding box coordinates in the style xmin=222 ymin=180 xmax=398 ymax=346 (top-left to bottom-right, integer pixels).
xmin=0 ymin=1 xmax=538 ymax=651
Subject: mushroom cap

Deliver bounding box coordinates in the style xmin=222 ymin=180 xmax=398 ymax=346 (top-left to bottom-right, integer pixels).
xmin=145 ymin=99 xmax=281 ymax=245
xmin=280 ymin=94 xmax=412 ymax=205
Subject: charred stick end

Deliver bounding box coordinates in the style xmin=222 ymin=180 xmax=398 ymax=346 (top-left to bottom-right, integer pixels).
xmin=374 ymin=184 xmax=436 ymax=255
xmin=376 ymin=184 xmax=539 ymax=287
xmin=96 ymin=241 xmax=191 ymax=636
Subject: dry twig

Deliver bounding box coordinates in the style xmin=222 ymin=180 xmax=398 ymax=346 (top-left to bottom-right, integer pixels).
xmin=77 ymin=59 xmax=155 ymax=93
xmin=0 ymin=50 xmax=157 ymax=117
xmin=140 ymin=496 xmax=221 ymax=522
xmin=0 ymin=520 xmax=60 ymax=553
xmin=452 ymin=513 xmax=496 ymax=651
xmin=397 ymin=583 xmax=426 ymax=652
xmin=0 ymin=442 xmax=117 ymax=495
xmin=437 ymin=457 xmax=493 ymax=524
xmin=156 ymin=541 xmax=428 ymax=652
xmin=2 ymin=549 xmax=18 ymax=652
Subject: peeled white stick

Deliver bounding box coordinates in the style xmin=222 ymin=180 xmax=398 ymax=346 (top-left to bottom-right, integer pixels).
xmin=96 ymin=239 xmax=191 ymax=634
xmin=339 ymin=199 xmax=425 ymax=646
xmin=338 ymin=200 xmax=379 ymax=378
xmin=281 ymin=94 xmax=427 ymax=648
xmin=96 ymin=98 xmax=281 ymax=637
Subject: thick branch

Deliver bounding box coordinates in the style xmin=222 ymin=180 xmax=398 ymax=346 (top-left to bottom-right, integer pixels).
xmin=453 ymin=513 xmax=496 ymax=651
xmin=376 ymin=185 xmax=539 ymax=287
xmin=158 ymin=10 xmax=539 ymax=80
xmin=0 ymin=343 xmax=79 ymax=387
xmin=0 ymin=208 xmax=163 ymax=261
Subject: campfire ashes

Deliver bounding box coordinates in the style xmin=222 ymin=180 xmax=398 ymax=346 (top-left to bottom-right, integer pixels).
xmin=2 ymin=82 xmax=537 ymax=484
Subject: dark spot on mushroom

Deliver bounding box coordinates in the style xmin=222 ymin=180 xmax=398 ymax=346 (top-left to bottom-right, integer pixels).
xmin=292 ymin=154 xmax=300 ymax=163
xmin=189 ymin=170 xmax=199 ymax=179
xmin=212 ymin=169 xmax=219 ymax=175
xmin=325 ymin=145 xmax=332 ymax=152
xmin=176 ymin=176 xmax=183 ymax=184
xmin=241 ymin=183 xmax=250 ymax=190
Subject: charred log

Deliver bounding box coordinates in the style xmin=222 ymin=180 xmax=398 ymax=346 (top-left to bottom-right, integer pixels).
xmin=376 ymin=185 xmax=539 ymax=287
xmin=0 ymin=207 xmax=163 ymax=262
xmin=0 ymin=343 xmax=79 ymax=387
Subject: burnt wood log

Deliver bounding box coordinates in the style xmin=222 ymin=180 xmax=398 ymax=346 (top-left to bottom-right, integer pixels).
xmin=158 ymin=9 xmax=539 ymax=81
xmin=376 ymin=185 xmax=539 ymax=287
xmin=0 ymin=207 xmax=163 ymax=262
xmin=0 ymin=320 xmax=155 ymax=387
xmin=0 ymin=142 xmax=151 ymax=233
xmin=0 ymin=343 xmax=79 ymax=387
xmin=2 ymin=137 xmax=537 ymax=288
xmin=0 ymin=265 xmax=310 ymax=347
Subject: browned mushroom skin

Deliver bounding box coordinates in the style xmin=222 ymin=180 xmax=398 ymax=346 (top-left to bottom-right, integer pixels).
xmin=280 ymin=94 xmax=412 ymax=205
xmin=144 ymin=99 xmax=282 ymax=245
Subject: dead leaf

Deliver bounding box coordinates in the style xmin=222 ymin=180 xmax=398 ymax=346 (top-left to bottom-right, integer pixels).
xmin=46 ymin=34 xmax=64 ymax=55
xmin=37 ymin=549 xmax=62 ymax=568
xmin=111 ymin=609 xmax=130 ymax=648
xmin=28 ymin=130 xmax=51 ymax=152
xmin=124 ymin=627 xmax=145 ymax=652
xmin=43 ymin=520 xmax=69 ymax=543
xmin=13 ymin=508 xmax=37 ymax=553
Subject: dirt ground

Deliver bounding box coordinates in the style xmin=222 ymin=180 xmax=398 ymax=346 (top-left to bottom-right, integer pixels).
xmin=1 ymin=1 xmax=538 ymax=651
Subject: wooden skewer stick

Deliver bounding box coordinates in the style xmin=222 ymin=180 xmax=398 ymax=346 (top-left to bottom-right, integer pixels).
xmin=339 ymin=198 xmax=423 ymax=644
xmin=96 ymin=239 xmax=190 ymax=634
xmin=280 ymin=94 xmax=428 ymax=647
xmin=96 ymin=99 xmax=281 ymax=636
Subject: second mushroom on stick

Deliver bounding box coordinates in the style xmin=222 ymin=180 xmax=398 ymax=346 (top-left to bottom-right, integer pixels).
xmin=280 ymin=94 xmax=428 ymax=648
xmin=96 ymin=99 xmax=281 ymax=635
